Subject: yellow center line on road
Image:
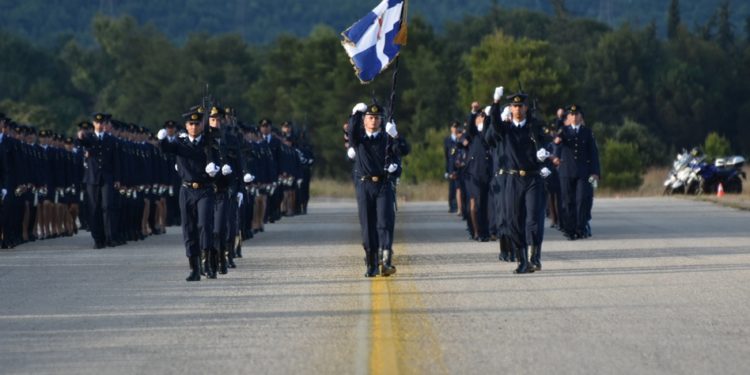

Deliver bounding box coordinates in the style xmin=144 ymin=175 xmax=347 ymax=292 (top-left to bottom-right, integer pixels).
xmin=368 ymin=240 xmax=449 ymax=375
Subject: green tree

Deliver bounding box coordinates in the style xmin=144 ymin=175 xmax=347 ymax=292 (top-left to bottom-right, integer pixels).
xmin=458 ymin=31 xmax=570 ymax=115
xmin=582 ymin=25 xmax=659 ymax=128
xmin=703 ymin=132 xmax=732 ymax=161
xmin=615 ymin=118 xmax=668 ymax=166
xmin=600 ymin=141 xmax=643 ymax=190
xmin=403 ymin=127 xmax=445 ymax=183
xmin=667 ymin=0 xmax=681 ymax=39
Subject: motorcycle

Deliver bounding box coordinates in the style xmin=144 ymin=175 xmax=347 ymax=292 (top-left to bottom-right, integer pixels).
xmin=693 ymin=155 xmax=746 ymax=194
xmin=663 ymin=150 xmax=700 ymax=195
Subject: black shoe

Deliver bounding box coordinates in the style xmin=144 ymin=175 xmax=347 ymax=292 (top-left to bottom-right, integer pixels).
xmin=365 ymin=251 xmax=379 ymax=277
xmin=186 ymin=256 xmax=201 ymax=282
xmin=381 ymin=249 xmax=396 ymax=277
xmin=228 ymin=258 xmax=237 ymax=268
xmin=479 ymin=237 xmax=490 ymax=242
xmin=208 ymin=251 xmax=218 ymax=279
xmin=514 ymin=246 xmax=535 ymax=274
xmin=94 ymin=242 xmax=105 ymax=249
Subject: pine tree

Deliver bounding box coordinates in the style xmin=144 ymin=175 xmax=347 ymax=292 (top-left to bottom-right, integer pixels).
xmin=716 ymin=1 xmax=734 ymax=50
xmin=667 ymin=0 xmax=680 ymax=39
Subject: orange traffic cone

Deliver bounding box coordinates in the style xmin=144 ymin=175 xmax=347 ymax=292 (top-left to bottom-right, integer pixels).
xmin=717 ymin=183 xmax=725 ymax=198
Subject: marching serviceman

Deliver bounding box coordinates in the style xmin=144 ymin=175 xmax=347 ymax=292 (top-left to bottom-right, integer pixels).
xmin=554 ymin=105 xmax=600 ymax=240
xmin=348 ymin=102 xmax=408 ymax=277
xmin=77 ymin=113 xmax=121 ymax=249
xmin=486 ymin=89 xmax=554 ymax=274
xmin=157 ymin=109 xmax=219 ymax=282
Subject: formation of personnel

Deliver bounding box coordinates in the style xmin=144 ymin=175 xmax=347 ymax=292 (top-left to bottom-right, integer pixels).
xmin=444 ymin=87 xmax=600 ymax=274
xmin=0 ymin=108 xmax=315 ymax=282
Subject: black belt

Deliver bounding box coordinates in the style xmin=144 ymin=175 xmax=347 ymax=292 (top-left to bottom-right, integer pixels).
xmin=496 ymin=169 xmax=540 ymax=177
xmin=182 ymin=182 xmax=209 ymax=189
xmin=360 ymin=175 xmax=386 ymax=183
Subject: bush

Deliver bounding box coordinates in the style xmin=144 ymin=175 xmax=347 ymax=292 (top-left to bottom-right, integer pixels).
xmin=403 ymin=127 xmax=446 ymax=184
xmin=703 ymin=132 xmax=731 ymax=162
xmin=601 ymin=141 xmax=643 ymax=190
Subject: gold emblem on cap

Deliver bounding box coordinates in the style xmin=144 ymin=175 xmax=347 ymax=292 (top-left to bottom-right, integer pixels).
xmin=191 ymin=113 xmax=199 ymax=121
xmin=514 ymin=96 xmax=522 ymax=103
xmin=210 ymin=107 xmax=220 ymax=116
xmin=571 ymin=105 xmax=577 ymax=111
xmin=95 ymin=114 xmax=103 ymax=121
xmin=371 ymin=106 xmax=379 ymax=113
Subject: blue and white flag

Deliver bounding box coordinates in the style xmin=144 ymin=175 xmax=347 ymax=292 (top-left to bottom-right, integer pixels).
xmin=341 ymin=0 xmax=408 ymax=84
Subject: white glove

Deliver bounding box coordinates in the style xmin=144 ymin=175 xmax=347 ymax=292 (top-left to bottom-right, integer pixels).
xmin=205 ymin=162 xmax=219 ymax=177
xmin=243 ymin=173 xmax=255 ymax=183
xmin=347 ymin=147 xmax=356 ymax=160
xmin=174 ymin=164 xmax=179 ymax=172
xmin=221 ymin=164 xmax=233 ymax=176
xmin=179 ymin=132 xmax=188 ymax=138
xmin=237 ymin=192 xmax=244 ymax=207
xmin=444 ymin=172 xmax=449 ymax=179
xmin=541 ymin=167 xmax=551 ymax=178
xmin=493 ymin=86 xmax=504 ymax=101
xmin=536 ymin=148 xmax=550 ymax=162
xmin=387 ymin=163 xmax=398 ymax=173
xmin=352 ymin=103 xmax=368 ymax=115
xmin=385 ymin=121 xmax=398 ymax=138
xmin=483 ymin=106 xmax=492 ymax=116
xmin=501 ymin=106 xmax=511 ymax=122
xmin=1 ymin=188 xmax=6 ymax=200
xmin=157 ymin=129 xmax=167 ymax=140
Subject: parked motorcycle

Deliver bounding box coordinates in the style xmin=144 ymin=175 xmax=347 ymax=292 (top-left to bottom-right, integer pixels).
xmin=663 ymin=149 xmax=701 ymax=195
xmin=693 ymin=155 xmax=746 ymax=194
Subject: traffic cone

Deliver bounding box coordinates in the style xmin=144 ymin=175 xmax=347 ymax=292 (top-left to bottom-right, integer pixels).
xmin=717 ymin=183 xmax=725 ymax=198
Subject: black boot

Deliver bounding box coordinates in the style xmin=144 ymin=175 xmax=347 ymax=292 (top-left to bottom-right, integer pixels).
xmin=201 ymin=251 xmax=208 ymax=276
xmin=219 ymin=245 xmax=229 ymax=275
xmin=208 ymin=251 xmax=218 ymax=279
xmin=499 ymin=237 xmax=511 ymax=262
xmin=378 ymin=248 xmax=383 ymax=266
xmin=381 ymin=249 xmax=396 ymax=277
xmin=514 ymin=246 xmax=534 ymax=274
xmin=186 ymin=256 xmax=201 ymax=282
xmin=235 ymin=241 xmax=243 ymax=258
xmin=529 ymin=245 xmax=542 ymax=272
xmin=365 ymin=251 xmax=379 ymax=277
xmin=227 ymin=240 xmax=237 ymax=268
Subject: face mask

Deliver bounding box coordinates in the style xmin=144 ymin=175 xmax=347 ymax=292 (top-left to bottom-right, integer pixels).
xmin=477 ymin=123 xmax=484 ymax=132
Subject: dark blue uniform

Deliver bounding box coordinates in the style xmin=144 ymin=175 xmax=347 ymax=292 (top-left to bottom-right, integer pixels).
xmin=444 ymin=134 xmax=459 ymax=212
xmin=464 ymin=113 xmax=492 ymax=241
xmin=486 ymin=96 xmax=547 ymax=273
xmin=160 ymin=130 xmax=218 ymax=281
xmin=78 ymin=131 xmax=121 ymax=248
xmin=348 ymin=105 xmax=408 ymax=277
xmin=554 ymin=122 xmax=600 ymax=239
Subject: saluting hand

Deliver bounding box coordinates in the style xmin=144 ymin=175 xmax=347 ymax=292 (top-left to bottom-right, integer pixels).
xmin=493 ymin=86 xmax=504 ymax=102
xmin=352 ymin=103 xmax=367 ymax=115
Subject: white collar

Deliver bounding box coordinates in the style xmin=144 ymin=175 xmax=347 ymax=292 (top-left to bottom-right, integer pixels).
xmin=450 ymin=134 xmax=457 ymax=142
xmin=188 ymin=135 xmax=202 ymax=143
xmin=512 ymin=119 xmax=527 ymax=128
xmin=365 ymin=130 xmax=381 ymax=138
xmin=95 ymin=131 xmax=105 ymax=138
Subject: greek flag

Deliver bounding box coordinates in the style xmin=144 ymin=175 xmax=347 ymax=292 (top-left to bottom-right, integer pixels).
xmin=341 ymin=0 xmax=408 ymax=84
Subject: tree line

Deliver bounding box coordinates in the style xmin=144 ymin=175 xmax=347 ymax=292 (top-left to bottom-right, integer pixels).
xmin=1 ymin=1 xmax=749 ymax=187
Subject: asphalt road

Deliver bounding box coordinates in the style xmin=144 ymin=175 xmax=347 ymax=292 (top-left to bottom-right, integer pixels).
xmin=1 ymin=197 xmax=749 ymax=375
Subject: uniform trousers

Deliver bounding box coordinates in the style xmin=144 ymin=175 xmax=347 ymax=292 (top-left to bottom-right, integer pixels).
xmin=356 ymin=179 xmax=393 ymax=256
xmin=180 ymin=186 xmax=214 ymax=257
xmin=500 ymin=174 xmax=545 ymax=249
xmin=560 ymin=177 xmax=593 ymax=235
xmin=86 ymin=183 xmax=115 ymax=244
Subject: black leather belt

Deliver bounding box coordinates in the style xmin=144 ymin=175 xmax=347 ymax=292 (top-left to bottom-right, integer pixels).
xmin=360 ymin=175 xmax=386 ymax=183
xmin=496 ymin=169 xmax=539 ymax=177
xmin=182 ymin=182 xmax=207 ymax=189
